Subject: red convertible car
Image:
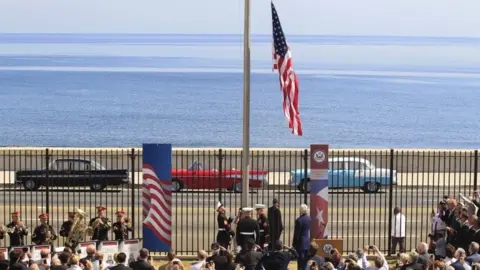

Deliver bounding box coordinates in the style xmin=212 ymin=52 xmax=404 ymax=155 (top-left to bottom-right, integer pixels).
xmin=171 ymin=161 xmax=269 ymax=192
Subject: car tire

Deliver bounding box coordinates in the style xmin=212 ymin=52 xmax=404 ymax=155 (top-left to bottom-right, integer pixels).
xmin=90 ymin=184 xmax=106 ymax=192
xmin=232 ymin=182 xmax=242 ymax=193
xmin=172 ymin=179 xmax=183 ymax=192
xmin=23 ymin=179 xmax=39 ymax=191
xmin=298 ymin=178 xmax=311 ymax=193
xmin=363 ymin=182 xmax=380 ymax=193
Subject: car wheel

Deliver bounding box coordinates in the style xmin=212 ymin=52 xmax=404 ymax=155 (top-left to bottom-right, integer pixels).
xmin=172 ymin=179 xmax=183 ymax=192
xmin=90 ymin=184 xmax=106 ymax=191
xmin=363 ymin=182 xmax=380 ymax=193
xmin=298 ymin=178 xmax=311 ymax=193
xmin=232 ymin=182 xmax=242 ymax=193
xmin=23 ymin=179 xmax=39 ymax=191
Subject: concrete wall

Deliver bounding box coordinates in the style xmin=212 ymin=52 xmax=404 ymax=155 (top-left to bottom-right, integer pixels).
xmin=0 ymin=147 xmax=477 ymax=173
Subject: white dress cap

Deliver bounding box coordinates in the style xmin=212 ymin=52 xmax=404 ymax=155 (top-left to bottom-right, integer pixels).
xmin=254 ymin=204 xmax=266 ymax=209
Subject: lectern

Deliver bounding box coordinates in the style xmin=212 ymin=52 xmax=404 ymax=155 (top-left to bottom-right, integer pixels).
xmin=313 ymin=239 xmax=344 ymax=257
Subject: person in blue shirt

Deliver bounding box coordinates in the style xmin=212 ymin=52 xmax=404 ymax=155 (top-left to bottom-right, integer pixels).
xmin=292 ymin=204 xmax=311 ymax=270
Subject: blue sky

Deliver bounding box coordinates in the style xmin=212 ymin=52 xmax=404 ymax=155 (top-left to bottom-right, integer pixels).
xmin=1 ymin=0 xmax=480 ymax=36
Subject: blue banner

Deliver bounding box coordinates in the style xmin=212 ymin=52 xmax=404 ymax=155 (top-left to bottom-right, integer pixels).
xmin=142 ymin=144 xmax=172 ymax=252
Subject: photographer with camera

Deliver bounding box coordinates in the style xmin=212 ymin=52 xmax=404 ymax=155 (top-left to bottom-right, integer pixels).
xmin=360 ymin=245 xmax=388 ymax=270
xmin=428 ymin=232 xmax=447 ymax=260
xmin=258 ymin=240 xmax=298 ymax=270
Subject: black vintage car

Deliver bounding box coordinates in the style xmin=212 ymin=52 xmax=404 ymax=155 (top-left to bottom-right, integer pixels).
xmin=15 ymin=158 xmax=130 ymax=191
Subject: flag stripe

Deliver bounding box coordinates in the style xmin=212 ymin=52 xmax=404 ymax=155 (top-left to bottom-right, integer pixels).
xmin=272 ymin=2 xmax=303 ymax=136
xmin=142 ymin=164 xmax=172 ymax=246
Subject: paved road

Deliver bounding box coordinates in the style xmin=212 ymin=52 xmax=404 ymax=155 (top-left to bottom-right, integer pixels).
xmin=0 ymin=187 xmax=471 ymax=254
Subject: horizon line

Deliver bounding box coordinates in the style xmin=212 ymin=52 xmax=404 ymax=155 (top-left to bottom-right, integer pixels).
xmin=0 ymin=33 xmax=479 ymax=39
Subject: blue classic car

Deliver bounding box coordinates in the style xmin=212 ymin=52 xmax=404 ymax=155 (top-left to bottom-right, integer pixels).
xmin=289 ymin=157 xmax=397 ymax=193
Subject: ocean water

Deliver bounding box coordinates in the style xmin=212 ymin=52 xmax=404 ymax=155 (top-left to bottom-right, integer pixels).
xmin=0 ymin=33 xmax=479 ymax=148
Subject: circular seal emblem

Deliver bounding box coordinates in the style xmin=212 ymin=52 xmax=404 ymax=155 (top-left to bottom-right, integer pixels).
xmin=313 ymin=150 xmax=326 ymax=163
xmin=323 ymin=244 xmax=333 ymax=254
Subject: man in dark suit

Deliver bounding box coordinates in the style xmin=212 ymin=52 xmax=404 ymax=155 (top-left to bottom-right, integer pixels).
xmin=110 ymin=253 xmax=132 ymax=270
xmin=292 ymin=204 xmax=311 ymax=270
xmin=129 ymin=248 xmax=154 ymax=270
xmin=268 ymin=198 xmax=283 ymax=248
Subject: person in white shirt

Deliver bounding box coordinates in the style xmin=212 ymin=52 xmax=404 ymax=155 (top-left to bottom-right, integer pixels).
xmin=190 ymin=250 xmax=207 ymax=270
xmin=391 ymin=206 xmax=406 ymax=254
xmin=360 ymin=245 xmax=388 ymax=270
xmin=431 ymin=202 xmax=447 ymax=235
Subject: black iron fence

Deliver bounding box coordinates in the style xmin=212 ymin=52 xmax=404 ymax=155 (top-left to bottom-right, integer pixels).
xmin=0 ymin=148 xmax=478 ymax=255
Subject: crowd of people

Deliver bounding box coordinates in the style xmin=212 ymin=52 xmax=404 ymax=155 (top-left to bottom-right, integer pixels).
xmin=389 ymin=192 xmax=480 ymax=270
xmin=0 ymin=244 xmax=155 ymax=270
xmin=6 ymin=192 xmax=480 ymax=270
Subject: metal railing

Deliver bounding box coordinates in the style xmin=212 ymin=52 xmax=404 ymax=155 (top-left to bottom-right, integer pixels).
xmin=0 ymin=148 xmax=478 ymax=255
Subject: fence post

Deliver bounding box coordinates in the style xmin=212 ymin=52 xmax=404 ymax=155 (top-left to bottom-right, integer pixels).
xmin=45 ymin=148 xmax=50 ymax=214
xmin=387 ymin=149 xmax=394 ymax=256
xmin=474 ymin=150 xmax=478 ymax=191
xmin=218 ymin=149 xmax=223 ymax=202
xmin=303 ymin=149 xmax=308 ymax=204
xmin=130 ymin=148 xmax=136 ymax=238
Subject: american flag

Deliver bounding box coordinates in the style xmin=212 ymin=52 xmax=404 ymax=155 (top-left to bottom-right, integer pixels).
xmin=271 ymin=2 xmax=303 ymax=136
xmin=142 ymin=164 xmax=172 ymax=246
xmin=310 ymin=177 xmax=329 ymax=239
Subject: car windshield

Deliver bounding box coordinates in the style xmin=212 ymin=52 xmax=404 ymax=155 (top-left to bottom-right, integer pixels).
xmin=188 ymin=161 xmax=203 ymax=170
xmin=90 ymin=160 xmax=106 ymax=170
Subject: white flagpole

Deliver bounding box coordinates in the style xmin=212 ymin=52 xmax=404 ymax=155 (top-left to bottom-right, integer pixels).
xmin=241 ymin=0 xmax=251 ymax=207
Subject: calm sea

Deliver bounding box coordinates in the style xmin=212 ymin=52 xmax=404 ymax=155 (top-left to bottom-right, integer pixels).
xmin=0 ymin=34 xmax=479 ymax=148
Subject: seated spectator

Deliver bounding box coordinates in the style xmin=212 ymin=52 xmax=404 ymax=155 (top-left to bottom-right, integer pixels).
xmin=129 ymin=249 xmax=154 ymax=270
xmin=158 ymin=250 xmax=184 ymax=270
xmin=190 ymin=250 xmax=207 ymax=270
xmin=360 ymin=245 xmax=388 ymax=270
xmin=259 ymin=240 xmax=298 ymax=270
xmin=51 ymin=252 xmax=70 ymax=270
xmin=109 ymin=253 xmax=131 ymax=270
xmin=416 ymin=242 xmax=431 ymax=268
xmin=468 ymin=242 xmax=480 ymax=265
xmin=207 ymin=243 xmax=231 ymax=270
xmin=446 ymin=245 xmax=457 ymax=265
xmin=0 ymin=252 xmax=9 ymax=270
xmin=10 ymin=250 xmax=28 ymax=270
xmin=67 ymin=256 xmax=82 ymax=270
xmin=36 ymin=249 xmax=51 ymax=270
xmin=354 ymin=248 xmax=369 ymax=268
xmin=408 ymin=251 xmax=425 ymax=270
xmin=80 ymin=245 xmax=97 ymax=265
xmin=395 ymin=253 xmax=413 ymax=270
xmin=451 ymin=248 xmax=471 ymax=270
xmin=430 ymin=233 xmax=447 ymax=260
xmin=304 ymin=242 xmax=325 ymax=270
xmin=325 ymin=249 xmax=342 ymax=269
xmin=234 ymin=239 xmax=263 ymax=270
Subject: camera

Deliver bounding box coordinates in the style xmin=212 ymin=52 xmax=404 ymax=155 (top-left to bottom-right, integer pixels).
xmin=173 ymin=261 xmax=179 ymax=265
xmin=369 ymin=246 xmax=375 ymax=249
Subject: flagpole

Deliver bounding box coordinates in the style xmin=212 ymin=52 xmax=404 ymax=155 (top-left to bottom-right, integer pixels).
xmin=241 ymin=0 xmax=251 ymax=207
